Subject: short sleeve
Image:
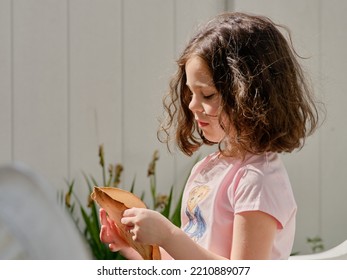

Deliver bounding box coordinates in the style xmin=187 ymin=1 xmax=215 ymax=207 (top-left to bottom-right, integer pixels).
xmin=232 ymin=167 xmax=297 ymax=229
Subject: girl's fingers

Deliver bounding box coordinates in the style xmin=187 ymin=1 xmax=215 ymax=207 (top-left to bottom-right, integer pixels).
xmin=99 ymin=208 xmax=119 ymax=243
xmin=99 ymin=208 xmax=108 ymax=225
xmin=100 ymin=224 xmax=111 ymax=243
xmin=120 ymin=216 xmax=134 ymax=227
xmin=108 ymin=218 xmax=118 ymax=231
xmin=100 ymin=208 xmax=118 ymax=230
xmin=121 ymin=208 xmax=138 ymax=226
xmin=122 ymin=207 xmax=138 ymax=217
xmin=109 ymin=243 xmax=120 ymax=252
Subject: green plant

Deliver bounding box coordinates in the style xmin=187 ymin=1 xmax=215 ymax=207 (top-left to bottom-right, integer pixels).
xmin=290 ymin=235 xmax=325 ymax=256
xmin=59 ymin=144 xmax=198 ymax=259
xmin=307 ymin=236 xmax=324 ymax=253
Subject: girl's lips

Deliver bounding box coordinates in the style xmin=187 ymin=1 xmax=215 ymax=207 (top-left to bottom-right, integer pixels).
xmin=197 ymin=120 xmax=209 ymax=127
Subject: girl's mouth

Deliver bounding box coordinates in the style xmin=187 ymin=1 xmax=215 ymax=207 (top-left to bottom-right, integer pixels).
xmin=197 ymin=120 xmax=209 ymax=127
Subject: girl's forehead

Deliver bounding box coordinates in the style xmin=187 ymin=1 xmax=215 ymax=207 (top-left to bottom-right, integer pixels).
xmin=185 ymin=56 xmax=214 ymax=88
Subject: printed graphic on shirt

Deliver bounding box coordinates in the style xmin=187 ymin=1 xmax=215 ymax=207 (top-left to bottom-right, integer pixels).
xmin=183 ymin=185 xmax=210 ymax=241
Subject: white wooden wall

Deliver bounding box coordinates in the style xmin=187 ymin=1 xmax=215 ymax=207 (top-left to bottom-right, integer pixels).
xmin=1 ymin=0 xmax=346 ymax=255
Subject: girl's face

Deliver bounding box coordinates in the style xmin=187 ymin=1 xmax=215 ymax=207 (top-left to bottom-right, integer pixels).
xmin=186 ymin=56 xmax=225 ymax=143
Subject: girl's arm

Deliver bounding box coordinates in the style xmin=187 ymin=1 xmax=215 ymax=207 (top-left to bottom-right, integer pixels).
xmin=230 ymin=211 xmax=277 ymax=259
xmin=121 ymin=208 xmax=277 ymax=260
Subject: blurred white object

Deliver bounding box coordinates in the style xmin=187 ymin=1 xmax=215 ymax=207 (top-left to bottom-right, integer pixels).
xmin=0 ymin=162 xmax=91 ymax=259
xmin=289 ymin=240 xmax=347 ymax=260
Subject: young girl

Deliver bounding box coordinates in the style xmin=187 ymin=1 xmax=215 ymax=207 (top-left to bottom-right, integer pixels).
xmin=99 ymin=12 xmax=319 ymax=260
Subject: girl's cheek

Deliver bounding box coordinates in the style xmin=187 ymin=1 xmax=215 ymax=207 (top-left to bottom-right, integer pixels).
xmin=204 ymin=105 xmax=219 ymax=116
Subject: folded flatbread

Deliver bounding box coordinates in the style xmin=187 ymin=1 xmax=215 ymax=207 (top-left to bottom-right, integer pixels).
xmin=90 ymin=186 xmax=161 ymax=260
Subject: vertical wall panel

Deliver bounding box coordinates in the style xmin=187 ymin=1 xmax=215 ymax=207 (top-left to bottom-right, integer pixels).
xmin=231 ymin=0 xmax=321 ymax=254
xmin=12 ymin=0 xmax=68 ymax=191
xmin=69 ymin=0 xmax=123 ymax=201
xmin=175 ymin=0 xmax=226 ymax=55
xmin=320 ymin=0 xmax=347 ymax=250
xmin=0 ymin=0 xmax=12 ymax=164
xmin=122 ymin=0 xmax=175 ymax=206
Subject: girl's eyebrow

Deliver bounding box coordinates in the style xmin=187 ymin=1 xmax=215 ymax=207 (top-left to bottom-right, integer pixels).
xmin=186 ymin=82 xmax=215 ymax=90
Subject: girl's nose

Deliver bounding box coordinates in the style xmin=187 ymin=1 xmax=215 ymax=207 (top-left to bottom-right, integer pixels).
xmin=188 ymin=94 xmax=203 ymax=114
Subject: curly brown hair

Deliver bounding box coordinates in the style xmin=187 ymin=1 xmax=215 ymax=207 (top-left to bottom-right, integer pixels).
xmin=158 ymin=12 xmax=320 ymax=158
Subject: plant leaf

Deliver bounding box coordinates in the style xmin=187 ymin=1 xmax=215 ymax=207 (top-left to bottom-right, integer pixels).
xmin=160 ymin=185 xmax=173 ymax=218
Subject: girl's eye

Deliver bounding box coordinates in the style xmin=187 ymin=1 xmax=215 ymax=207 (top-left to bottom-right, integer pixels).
xmin=203 ymin=93 xmax=215 ymax=100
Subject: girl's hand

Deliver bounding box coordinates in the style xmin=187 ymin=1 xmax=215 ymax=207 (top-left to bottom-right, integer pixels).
xmin=121 ymin=208 xmax=174 ymax=247
xmin=99 ymin=208 xmax=129 ymax=252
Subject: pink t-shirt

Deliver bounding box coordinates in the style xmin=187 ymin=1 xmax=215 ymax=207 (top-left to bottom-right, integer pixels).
xmin=180 ymin=151 xmax=297 ymax=259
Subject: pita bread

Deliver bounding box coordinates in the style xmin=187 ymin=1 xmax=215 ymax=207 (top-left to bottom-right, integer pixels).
xmin=90 ymin=187 xmax=161 ymax=260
